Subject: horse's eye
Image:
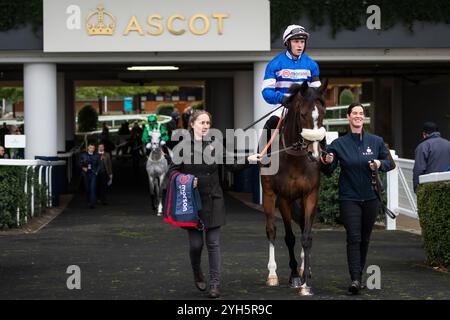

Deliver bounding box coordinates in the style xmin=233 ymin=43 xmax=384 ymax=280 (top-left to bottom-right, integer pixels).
xmin=300 ymin=113 xmax=306 ymax=118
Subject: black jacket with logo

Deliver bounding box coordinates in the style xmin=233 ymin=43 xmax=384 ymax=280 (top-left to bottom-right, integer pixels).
xmin=168 ymin=132 xmax=247 ymax=228
xmin=323 ymin=131 xmax=396 ymax=201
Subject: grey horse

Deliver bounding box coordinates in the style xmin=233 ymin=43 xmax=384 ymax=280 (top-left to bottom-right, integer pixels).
xmin=145 ymin=129 xmax=169 ymax=216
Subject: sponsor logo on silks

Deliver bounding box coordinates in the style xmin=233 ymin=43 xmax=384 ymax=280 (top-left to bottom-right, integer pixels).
xmin=278 ymin=69 xmax=311 ymax=79
xmin=363 ymin=146 xmax=374 ymax=156
xmin=179 ymin=174 xmax=190 ymax=185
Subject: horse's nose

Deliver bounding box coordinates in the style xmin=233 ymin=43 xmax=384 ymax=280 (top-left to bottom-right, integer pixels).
xmin=307 ymin=145 xmax=320 ymax=161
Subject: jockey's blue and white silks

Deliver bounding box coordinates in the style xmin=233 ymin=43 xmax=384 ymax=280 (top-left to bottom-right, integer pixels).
xmin=262 ymin=51 xmax=321 ymax=106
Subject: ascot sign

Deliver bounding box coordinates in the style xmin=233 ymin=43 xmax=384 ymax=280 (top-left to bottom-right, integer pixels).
xmin=43 ymin=0 xmax=270 ymax=52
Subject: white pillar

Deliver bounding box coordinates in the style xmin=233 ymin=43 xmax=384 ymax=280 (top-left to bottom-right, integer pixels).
xmin=253 ymin=61 xmax=270 ymax=204
xmin=104 ymin=95 xmax=108 ymax=113
xmin=57 ymin=72 xmax=66 ymax=152
xmin=24 ymin=63 xmax=57 ymax=159
xmin=253 ymin=61 xmax=270 ymax=133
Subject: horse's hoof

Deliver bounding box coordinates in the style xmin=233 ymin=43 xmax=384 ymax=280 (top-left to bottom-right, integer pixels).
xmin=266 ymin=276 xmax=279 ymax=286
xmin=299 ymin=286 xmax=314 ymax=296
xmin=157 ymin=212 xmax=163 ymax=217
xmin=290 ymin=277 xmax=302 ymax=288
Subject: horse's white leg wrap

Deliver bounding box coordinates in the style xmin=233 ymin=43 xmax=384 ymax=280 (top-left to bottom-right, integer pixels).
xmin=267 ymin=242 xmax=279 ymax=286
xmin=268 ymin=243 xmax=277 ymax=276
xmin=300 ymin=248 xmax=305 ymax=276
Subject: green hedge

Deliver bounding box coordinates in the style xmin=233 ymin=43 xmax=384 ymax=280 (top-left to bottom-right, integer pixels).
xmin=0 ymin=166 xmax=48 ymax=229
xmin=339 ymin=89 xmax=354 ymax=106
xmin=271 ymin=0 xmax=450 ymax=39
xmin=317 ymin=168 xmax=340 ymax=225
xmin=1 ymin=1 xmax=450 ymax=39
xmin=156 ymin=104 xmax=176 ymax=116
xmin=417 ymin=181 xmax=450 ymax=268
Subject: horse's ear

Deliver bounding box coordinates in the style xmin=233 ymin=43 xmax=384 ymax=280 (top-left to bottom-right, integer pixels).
xmin=319 ymin=79 xmax=329 ymax=96
xmin=300 ymin=80 xmax=309 ymax=95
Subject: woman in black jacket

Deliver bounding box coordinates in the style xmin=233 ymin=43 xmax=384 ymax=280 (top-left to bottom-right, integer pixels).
xmin=323 ymin=103 xmax=396 ymax=295
xmin=168 ymin=110 xmax=227 ymax=298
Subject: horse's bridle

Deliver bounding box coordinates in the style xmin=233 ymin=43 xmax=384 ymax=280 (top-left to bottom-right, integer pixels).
xmin=280 ymin=132 xmax=319 ymax=162
xmin=278 ymin=112 xmax=321 ymax=162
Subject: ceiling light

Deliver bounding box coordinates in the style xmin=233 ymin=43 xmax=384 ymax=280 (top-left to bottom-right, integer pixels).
xmin=127 ymin=66 xmax=179 ymax=71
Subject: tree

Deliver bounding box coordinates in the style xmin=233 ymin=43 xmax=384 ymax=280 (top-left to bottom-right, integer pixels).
xmin=78 ymin=105 xmax=98 ymax=132
xmin=0 ymin=87 xmax=24 ymax=117
xmin=339 ymin=89 xmax=354 ymax=106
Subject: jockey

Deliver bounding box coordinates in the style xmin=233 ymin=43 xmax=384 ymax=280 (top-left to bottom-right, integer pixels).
xmin=142 ymin=114 xmax=171 ymax=161
xmin=262 ymin=25 xmax=321 ymax=110
xmin=142 ymin=114 xmax=169 ymax=144
xmin=257 ymin=25 xmax=324 ymax=156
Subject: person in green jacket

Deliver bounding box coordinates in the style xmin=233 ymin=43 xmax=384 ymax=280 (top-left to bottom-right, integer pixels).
xmin=142 ymin=114 xmax=171 ymax=160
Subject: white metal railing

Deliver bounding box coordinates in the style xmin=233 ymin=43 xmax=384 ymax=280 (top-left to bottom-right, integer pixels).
xmin=386 ymin=151 xmax=418 ymax=230
xmin=76 ymin=114 xmax=172 ymax=128
xmin=0 ymin=159 xmax=66 ymax=227
xmin=2 ymin=113 xmax=172 ymax=131
xmin=57 ymin=146 xmax=82 ymax=184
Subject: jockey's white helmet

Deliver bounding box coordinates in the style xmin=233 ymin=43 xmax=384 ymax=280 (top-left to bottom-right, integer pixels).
xmin=283 ymin=25 xmax=309 ymax=45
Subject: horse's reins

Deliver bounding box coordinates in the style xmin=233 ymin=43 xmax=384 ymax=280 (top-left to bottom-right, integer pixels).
xmin=370 ymin=161 xmax=397 ymax=219
xmin=243 ymin=105 xmax=285 ymax=132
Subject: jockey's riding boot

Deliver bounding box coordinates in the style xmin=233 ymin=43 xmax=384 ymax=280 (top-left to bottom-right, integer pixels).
xmin=208 ymin=283 xmax=220 ymax=298
xmin=348 ymin=280 xmax=361 ymax=295
xmin=193 ymin=270 xmax=206 ymax=292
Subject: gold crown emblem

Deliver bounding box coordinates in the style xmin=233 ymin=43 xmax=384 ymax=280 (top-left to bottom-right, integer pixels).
xmin=86 ymin=4 xmax=116 ymax=36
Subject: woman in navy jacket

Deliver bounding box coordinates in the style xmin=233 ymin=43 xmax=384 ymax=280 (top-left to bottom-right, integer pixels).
xmin=323 ymin=103 xmax=396 ymax=294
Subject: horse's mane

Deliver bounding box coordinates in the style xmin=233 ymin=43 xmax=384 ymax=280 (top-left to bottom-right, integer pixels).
xmin=283 ymin=83 xmax=325 ymax=145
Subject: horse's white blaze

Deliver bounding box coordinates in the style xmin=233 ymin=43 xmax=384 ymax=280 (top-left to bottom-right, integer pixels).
xmin=297 ymin=106 xmax=324 ymax=158
xmin=268 ymin=242 xmax=277 ymax=276
xmin=312 ymin=106 xmax=320 ymax=158
xmin=312 ymin=141 xmax=319 ymax=158
xmin=312 ymin=106 xmax=319 ymax=129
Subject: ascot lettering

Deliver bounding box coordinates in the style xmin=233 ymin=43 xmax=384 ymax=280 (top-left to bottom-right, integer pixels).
xmin=123 ymin=13 xmax=229 ymax=36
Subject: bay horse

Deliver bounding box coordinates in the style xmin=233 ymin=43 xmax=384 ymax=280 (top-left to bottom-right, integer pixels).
xmin=261 ymin=80 xmax=327 ymax=296
xmin=145 ymin=129 xmax=169 ymax=216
